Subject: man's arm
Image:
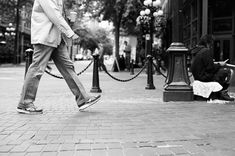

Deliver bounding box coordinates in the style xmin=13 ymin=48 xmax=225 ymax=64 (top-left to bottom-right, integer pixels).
xmin=38 ymin=0 xmax=75 ymax=38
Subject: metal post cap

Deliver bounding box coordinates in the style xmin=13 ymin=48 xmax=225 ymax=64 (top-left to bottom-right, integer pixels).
xmin=166 ymin=42 xmax=188 ymax=52
xmin=25 ymin=48 xmax=33 ymax=52
xmin=146 ymin=54 xmax=153 ymax=58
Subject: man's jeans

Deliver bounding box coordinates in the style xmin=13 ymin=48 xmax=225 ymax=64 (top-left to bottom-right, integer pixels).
xmin=18 ymin=42 xmax=90 ymax=107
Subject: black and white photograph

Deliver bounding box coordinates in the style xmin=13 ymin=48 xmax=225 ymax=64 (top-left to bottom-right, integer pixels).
xmin=0 ymin=0 xmax=235 ymax=155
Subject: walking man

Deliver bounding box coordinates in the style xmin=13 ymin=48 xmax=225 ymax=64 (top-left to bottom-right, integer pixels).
xmin=17 ymin=0 xmax=101 ymax=114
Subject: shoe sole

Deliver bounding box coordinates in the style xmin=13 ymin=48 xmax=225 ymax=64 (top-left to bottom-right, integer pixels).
xmin=16 ymin=108 xmax=43 ymax=114
xmin=79 ymin=96 xmax=101 ymax=111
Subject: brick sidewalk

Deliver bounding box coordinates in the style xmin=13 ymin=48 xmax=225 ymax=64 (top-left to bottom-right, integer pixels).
xmin=0 ymin=62 xmax=235 ymax=156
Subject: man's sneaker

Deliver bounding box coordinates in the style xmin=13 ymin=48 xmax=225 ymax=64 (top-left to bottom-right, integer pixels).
xmin=220 ymin=90 xmax=235 ymax=101
xmin=78 ymin=95 xmax=101 ymax=111
xmin=17 ymin=103 xmax=43 ymax=114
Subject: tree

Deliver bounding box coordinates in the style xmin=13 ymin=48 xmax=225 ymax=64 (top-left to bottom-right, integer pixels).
xmin=73 ymin=26 xmax=112 ymax=55
xmin=81 ymin=0 xmax=143 ymax=71
xmin=63 ymin=0 xmax=144 ymax=70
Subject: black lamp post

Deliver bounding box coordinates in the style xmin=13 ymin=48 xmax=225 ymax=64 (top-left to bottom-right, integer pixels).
xmin=5 ymin=23 xmax=16 ymax=63
xmin=14 ymin=0 xmax=20 ymax=64
xmin=163 ymin=42 xmax=193 ymax=102
xmin=136 ymin=0 xmax=163 ymax=89
xmin=0 ymin=32 xmax=6 ymax=63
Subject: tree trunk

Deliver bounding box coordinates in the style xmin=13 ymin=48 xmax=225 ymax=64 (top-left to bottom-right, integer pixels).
xmin=112 ymin=14 xmax=121 ymax=72
xmin=114 ymin=24 xmax=120 ymax=60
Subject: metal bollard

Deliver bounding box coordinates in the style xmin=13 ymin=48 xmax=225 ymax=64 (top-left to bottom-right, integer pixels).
xmin=144 ymin=33 xmax=155 ymax=90
xmin=145 ymin=55 xmax=155 ymax=89
xmin=90 ymin=53 xmax=102 ymax=93
xmin=25 ymin=48 xmax=33 ymax=77
xmin=130 ymin=59 xmax=134 ymax=75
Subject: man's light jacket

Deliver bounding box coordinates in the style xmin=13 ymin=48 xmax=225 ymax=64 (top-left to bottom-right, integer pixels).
xmin=31 ymin=0 xmax=75 ymax=47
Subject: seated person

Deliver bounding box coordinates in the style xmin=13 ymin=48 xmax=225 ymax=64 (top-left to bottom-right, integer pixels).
xmin=191 ymin=34 xmax=234 ymax=101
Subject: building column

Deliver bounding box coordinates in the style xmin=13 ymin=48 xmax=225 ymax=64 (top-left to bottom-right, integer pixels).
xmin=202 ymin=0 xmax=208 ymax=35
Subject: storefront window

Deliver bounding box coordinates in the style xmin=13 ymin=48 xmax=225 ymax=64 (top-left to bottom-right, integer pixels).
xmin=183 ymin=26 xmax=190 ymax=40
xmin=211 ymin=0 xmax=232 ymax=18
xmin=192 ymin=0 xmax=197 ymax=19
xmin=213 ymin=19 xmax=232 ymax=32
xmin=182 ymin=0 xmax=198 ymax=48
xmin=192 ymin=21 xmax=197 ymax=35
xmin=183 ymin=7 xmax=191 ymax=25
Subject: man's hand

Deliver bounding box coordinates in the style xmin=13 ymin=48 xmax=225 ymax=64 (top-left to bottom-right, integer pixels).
xmin=218 ymin=61 xmax=226 ymax=66
xmin=71 ymin=33 xmax=80 ymax=40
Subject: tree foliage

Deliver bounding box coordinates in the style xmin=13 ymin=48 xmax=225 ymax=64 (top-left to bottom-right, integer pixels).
xmin=80 ymin=0 xmax=143 ymax=62
xmin=64 ymin=0 xmax=144 ymax=67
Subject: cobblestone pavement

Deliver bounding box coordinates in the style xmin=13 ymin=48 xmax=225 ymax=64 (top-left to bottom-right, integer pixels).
xmin=0 ymin=61 xmax=235 ymax=156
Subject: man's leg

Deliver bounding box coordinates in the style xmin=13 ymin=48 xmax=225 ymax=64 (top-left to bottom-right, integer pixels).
xmin=18 ymin=44 xmax=54 ymax=113
xmin=51 ymin=42 xmax=99 ymax=108
xmin=213 ymin=68 xmax=234 ymax=101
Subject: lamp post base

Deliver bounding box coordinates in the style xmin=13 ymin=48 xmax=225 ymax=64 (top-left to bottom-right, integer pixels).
xmin=90 ymin=87 xmax=102 ymax=93
xmin=163 ymin=90 xmax=193 ymax=102
xmin=145 ymin=84 xmax=156 ymax=90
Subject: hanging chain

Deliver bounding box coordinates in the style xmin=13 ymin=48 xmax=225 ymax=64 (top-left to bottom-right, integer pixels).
xmin=45 ymin=60 xmax=93 ymax=79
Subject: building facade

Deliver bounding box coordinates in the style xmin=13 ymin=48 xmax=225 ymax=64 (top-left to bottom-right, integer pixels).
xmin=0 ymin=0 xmax=33 ymax=64
xmin=163 ymin=0 xmax=235 ymax=63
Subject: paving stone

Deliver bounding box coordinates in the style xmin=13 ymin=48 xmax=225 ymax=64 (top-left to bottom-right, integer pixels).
xmin=183 ymin=142 xmax=205 ymax=154
xmin=76 ymin=144 xmax=91 ymax=151
xmin=90 ymin=149 xmax=107 ymax=156
xmin=58 ymin=151 xmax=75 ymax=156
xmin=41 ymin=152 xmax=57 ymax=156
xmin=7 ymin=139 xmax=25 ymax=145
xmin=106 ymin=143 xmax=122 ymax=149
xmin=60 ymin=144 xmax=75 ymax=151
xmin=169 ymin=147 xmax=189 ymax=155
xmin=123 ymin=148 xmax=141 ymax=156
xmin=91 ymin=143 xmax=107 ymax=150
xmin=27 ymin=145 xmax=45 ymax=152
xmin=155 ymin=148 xmax=174 ymax=156
xmin=139 ymin=147 xmax=156 ymax=156
xmin=43 ymin=144 xmax=60 ymax=152
xmin=138 ymin=142 xmax=153 ymax=148
xmin=8 ymin=153 xmax=26 ymax=156
xmin=0 ymin=145 xmax=14 ymax=152
xmin=10 ymin=142 xmax=31 ymax=152
xmin=75 ymin=150 xmax=91 ymax=156
xmin=107 ymin=149 xmax=124 ymax=156
xmin=121 ymin=142 xmax=137 ymax=148
xmin=25 ymin=153 xmax=41 ymax=156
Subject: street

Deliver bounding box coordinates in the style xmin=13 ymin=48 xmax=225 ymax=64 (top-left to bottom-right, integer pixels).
xmin=0 ymin=61 xmax=235 ymax=156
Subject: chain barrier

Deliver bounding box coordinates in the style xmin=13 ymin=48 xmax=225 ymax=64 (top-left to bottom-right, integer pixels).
xmin=45 ymin=60 xmax=93 ymax=79
xmin=101 ymin=61 xmax=147 ymax=82
xmin=152 ymin=62 xmax=167 ymax=78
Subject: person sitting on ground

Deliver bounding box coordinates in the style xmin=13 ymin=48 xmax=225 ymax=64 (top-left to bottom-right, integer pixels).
xmin=191 ymin=34 xmax=234 ymax=101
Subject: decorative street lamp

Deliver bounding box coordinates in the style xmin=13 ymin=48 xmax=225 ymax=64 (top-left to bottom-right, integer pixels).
xmin=5 ymin=23 xmax=16 ymax=37
xmin=4 ymin=23 xmax=16 ymax=63
xmin=20 ymin=5 xmax=26 ymax=63
xmin=0 ymin=32 xmax=6 ymax=45
xmin=0 ymin=32 xmax=6 ymax=63
xmin=14 ymin=0 xmax=20 ymax=64
xmin=136 ymin=0 xmax=164 ymax=89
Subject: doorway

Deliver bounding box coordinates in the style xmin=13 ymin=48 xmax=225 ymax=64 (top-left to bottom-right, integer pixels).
xmin=213 ymin=38 xmax=232 ymax=63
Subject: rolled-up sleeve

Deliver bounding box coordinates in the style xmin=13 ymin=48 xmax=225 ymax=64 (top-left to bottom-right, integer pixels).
xmin=38 ymin=0 xmax=74 ymax=38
